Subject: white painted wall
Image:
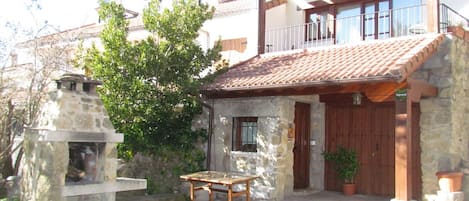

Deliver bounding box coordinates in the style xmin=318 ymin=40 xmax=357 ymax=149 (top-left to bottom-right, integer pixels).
xmin=266 ymin=4 xmax=288 ymax=29
xmin=198 ymin=0 xmax=259 ymax=66
xmin=286 ymin=1 xmax=306 ymax=26
xmin=265 ymin=0 xmax=310 ymax=52
xmin=442 ymin=0 xmax=469 ymax=19
xmin=202 ymin=10 xmax=259 ymax=65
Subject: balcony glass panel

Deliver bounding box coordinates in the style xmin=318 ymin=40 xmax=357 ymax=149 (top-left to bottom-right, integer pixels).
xmin=364 ymin=3 xmax=376 ymax=40
xmin=308 ymin=11 xmax=329 ymax=40
xmin=336 ymin=4 xmax=361 ymax=44
xmin=392 ymin=0 xmax=425 ymax=36
xmin=378 ymin=1 xmax=391 ymax=39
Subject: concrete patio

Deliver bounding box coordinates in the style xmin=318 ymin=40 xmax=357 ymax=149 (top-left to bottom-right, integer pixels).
xmin=285 ymin=190 xmax=391 ymax=201
xmin=148 ymin=184 xmax=392 ymax=201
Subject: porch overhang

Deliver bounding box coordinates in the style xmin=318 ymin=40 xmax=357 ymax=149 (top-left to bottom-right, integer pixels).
xmin=203 ymin=78 xmax=437 ymax=102
xmin=203 ymin=34 xmax=445 ymax=100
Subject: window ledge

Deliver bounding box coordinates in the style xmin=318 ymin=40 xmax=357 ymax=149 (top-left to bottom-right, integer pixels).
xmin=231 ymin=151 xmax=258 ymax=156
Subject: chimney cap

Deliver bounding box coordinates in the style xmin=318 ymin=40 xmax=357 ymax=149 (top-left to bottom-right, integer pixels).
xmin=58 ymin=73 xmax=102 ymax=85
xmin=59 ymin=73 xmax=85 ymax=82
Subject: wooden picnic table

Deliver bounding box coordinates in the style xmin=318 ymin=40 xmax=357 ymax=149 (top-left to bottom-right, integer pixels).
xmin=180 ymin=171 xmax=258 ymax=201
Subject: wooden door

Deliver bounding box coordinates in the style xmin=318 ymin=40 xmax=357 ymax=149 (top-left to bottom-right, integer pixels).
xmin=369 ymin=103 xmax=395 ymax=196
xmin=293 ymin=102 xmax=311 ymax=189
xmin=325 ymin=102 xmax=395 ymax=197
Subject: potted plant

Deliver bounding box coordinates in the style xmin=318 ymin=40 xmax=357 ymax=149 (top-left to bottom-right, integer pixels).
xmin=322 ymin=146 xmax=359 ymax=196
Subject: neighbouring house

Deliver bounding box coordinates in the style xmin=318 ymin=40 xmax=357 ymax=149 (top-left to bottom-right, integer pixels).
xmin=199 ymin=0 xmax=469 ymax=201
xmin=5 ymin=0 xmax=260 ymax=98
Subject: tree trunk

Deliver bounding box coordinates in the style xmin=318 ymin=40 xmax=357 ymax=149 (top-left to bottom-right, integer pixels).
xmin=0 ymin=100 xmax=15 ymax=178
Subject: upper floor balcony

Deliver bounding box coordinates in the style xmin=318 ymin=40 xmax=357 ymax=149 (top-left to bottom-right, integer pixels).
xmin=264 ymin=2 xmax=469 ymax=53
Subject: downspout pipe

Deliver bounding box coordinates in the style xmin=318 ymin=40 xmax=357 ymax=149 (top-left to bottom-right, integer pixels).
xmin=200 ymin=99 xmax=214 ymax=170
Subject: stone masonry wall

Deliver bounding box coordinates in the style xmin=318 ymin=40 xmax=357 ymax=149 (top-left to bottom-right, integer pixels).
xmin=310 ymin=100 xmax=325 ymax=190
xmin=447 ymin=28 xmax=469 ymax=199
xmin=414 ymin=27 xmax=469 ymax=199
xmin=210 ymin=95 xmax=319 ymax=201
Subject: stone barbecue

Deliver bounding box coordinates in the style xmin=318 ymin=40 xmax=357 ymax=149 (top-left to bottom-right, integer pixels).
xmin=21 ymin=74 xmax=146 ymax=201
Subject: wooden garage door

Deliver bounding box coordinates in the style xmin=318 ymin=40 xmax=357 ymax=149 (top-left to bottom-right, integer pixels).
xmin=325 ymin=101 xmax=422 ymax=198
xmin=325 ymin=102 xmax=395 ymax=197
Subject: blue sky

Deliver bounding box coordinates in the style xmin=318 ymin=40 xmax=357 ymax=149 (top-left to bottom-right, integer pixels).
xmin=0 ymin=0 xmax=148 ymax=38
xmin=0 ymin=0 xmax=467 ymax=40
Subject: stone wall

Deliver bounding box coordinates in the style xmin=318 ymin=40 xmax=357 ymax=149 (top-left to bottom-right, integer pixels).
xmin=310 ymin=100 xmax=326 ymax=190
xmin=447 ymin=28 xmax=469 ymax=199
xmin=209 ymin=95 xmax=322 ymax=201
xmin=414 ymin=27 xmax=469 ymax=199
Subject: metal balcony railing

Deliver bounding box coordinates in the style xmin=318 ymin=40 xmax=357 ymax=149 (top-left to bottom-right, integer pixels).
xmin=265 ymin=4 xmax=469 ymax=53
xmin=440 ymin=3 xmax=469 ymax=33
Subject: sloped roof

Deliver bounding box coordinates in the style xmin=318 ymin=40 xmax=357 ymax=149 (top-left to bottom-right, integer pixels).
xmin=204 ymin=33 xmax=445 ymax=92
xmin=213 ymin=0 xmax=258 ymax=16
xmin=16 ymin=15 xmax=144 ymax=48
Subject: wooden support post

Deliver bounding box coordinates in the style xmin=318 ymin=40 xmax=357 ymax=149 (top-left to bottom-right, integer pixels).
xmin=427 ymin=0 xmax=440 ymax=33
xmin=258 ymin=0 xmax=266 ymax=54
xmin=395 ymin=89 xmax=413 ymax=201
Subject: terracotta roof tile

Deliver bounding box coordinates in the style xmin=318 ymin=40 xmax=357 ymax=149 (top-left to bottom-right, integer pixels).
xmin=204 ymin=34 xmax=445 ymax=91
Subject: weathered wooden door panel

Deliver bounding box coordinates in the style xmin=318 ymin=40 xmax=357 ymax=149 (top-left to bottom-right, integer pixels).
xmin=370 ymin=104 xmax=395 ymax=196
xmin=325 ymin=104 xmax=355 ymax=192
xmin=325 ymin=102 xmax=401 ymax=197
xmin=294 ymin=102 xmax=311 ymax=189
xmin=351 ymin=105 xmax=372 ymax=194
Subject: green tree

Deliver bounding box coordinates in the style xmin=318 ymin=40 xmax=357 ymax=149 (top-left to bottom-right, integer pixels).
xmin=78 ymin=0 xmax=221 ymax=160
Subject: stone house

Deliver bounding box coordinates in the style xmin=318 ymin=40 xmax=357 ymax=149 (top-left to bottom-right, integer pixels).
xmin=199 ymin=1 xmax=469 ymax=201
xmin=5 ymin=0 xmax=469 ymax=200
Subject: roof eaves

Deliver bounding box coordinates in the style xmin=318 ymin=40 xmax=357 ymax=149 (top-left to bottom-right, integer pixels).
xmin=394 ymin=34 xmax=445 ymax=82
xmin=203 ymin=75 xmax=401 ymax=92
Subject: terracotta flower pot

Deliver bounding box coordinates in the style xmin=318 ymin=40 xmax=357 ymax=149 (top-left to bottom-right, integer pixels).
xmin=435 ymin=171 xmax=463 ymax=192
xmin=343 ymin=183 xmax=356 ymax=196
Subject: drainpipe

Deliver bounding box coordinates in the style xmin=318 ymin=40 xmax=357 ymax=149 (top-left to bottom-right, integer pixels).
xmin=200 ymin=99 xmax=214 ymax=170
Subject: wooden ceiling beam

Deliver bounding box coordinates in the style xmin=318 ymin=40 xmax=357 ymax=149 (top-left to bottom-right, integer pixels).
xmin=363 ymin=82 xmax=408 ymax=102
xmin=204 ymin=79 xmax=437 ymax=101
xmin=407 ymin=79 xmax=438 ymax=102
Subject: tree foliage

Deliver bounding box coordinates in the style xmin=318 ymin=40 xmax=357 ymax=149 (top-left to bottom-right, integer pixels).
xmin=78 ymin=0 xmax=221 ymax=158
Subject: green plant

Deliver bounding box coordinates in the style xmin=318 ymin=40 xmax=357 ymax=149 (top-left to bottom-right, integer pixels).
xmin=323 ymin=146 xmax=359 ymax=184
xmin=75 ymin=0 xmax=221 ymax=156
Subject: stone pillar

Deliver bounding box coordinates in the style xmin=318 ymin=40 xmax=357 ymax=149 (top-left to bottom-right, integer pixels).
xmin=416 ymin=28 xmax=469 ymax=200
xmin=448 ymin=29 xmax=469 ymax=199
